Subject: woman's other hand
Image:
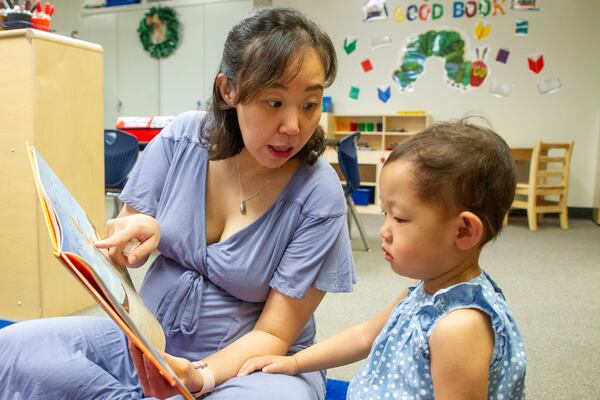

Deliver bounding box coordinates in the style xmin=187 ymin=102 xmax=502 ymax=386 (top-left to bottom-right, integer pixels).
xmin=128 ymin=342 xmax=203 ymax=399
xmin=94 ymin=213 xmax=160 ymax=267
xmin=237 ymin=355 xmax=299 ymax=376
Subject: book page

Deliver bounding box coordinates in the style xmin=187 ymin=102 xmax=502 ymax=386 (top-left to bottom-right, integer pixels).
xmin=28 ymin=145 xmax=193 ymax=399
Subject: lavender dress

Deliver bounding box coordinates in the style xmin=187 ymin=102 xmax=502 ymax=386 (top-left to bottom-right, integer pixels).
xmin=0 ymin=111 xmax=356 ymax=399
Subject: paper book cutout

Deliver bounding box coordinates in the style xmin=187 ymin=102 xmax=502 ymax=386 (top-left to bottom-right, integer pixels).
xmin=537 ymin=76 xmax=561 ymax=95
xmin=371 ymin=33 xmax=392 ymax=49
xmin=343 ymin=37 xmax=357 ymax=55
xmin=474 ymin=21 xmax=491 ymax=40
xmin=496 ymin=48 xmax=510 ymax=64
xmin=361 ymin=59 xmax=373 ymax=72
xmin=515 ymin=19 xmax=529 ymax=35
xmin=27 ymin=145 xmax=194 ymax=400
xmin=363 ymin=0 xmax=389 ymax=22
xmin=377 ymin=85 xmax=391 ymax=103
xmin=349 ymin=86 xmax=360 ymax=100
xmin=528 ymin=53 xmax=544 ymax=74
xmin=489 ymin=80 xmax=513 ymax=97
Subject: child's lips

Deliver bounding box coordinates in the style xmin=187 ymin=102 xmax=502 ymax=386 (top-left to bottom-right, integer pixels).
xmin=382 ymin=247 xmax=393 ymax=261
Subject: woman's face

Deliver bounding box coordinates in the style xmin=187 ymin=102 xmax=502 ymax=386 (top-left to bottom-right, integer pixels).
xmin=232 ymin=48 xmax=326 ymax=169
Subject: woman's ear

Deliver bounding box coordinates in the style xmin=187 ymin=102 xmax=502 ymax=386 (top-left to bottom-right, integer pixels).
xmin=216 ymin=73 xmax=235 ymax=105
xmin=454 ymin=211 xmax=484 ymax=250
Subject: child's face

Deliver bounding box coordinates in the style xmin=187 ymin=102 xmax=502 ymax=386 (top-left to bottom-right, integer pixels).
xmin=379 ymin=160 xmax=460 ymax=280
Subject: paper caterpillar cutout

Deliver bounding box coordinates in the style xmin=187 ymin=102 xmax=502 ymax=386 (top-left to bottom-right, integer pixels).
xmin=392 ymin=30 xmax=489 ymax=91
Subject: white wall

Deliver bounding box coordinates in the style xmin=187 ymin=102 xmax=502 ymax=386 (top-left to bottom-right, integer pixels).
xmin=274 ymin=0 xmax=600 ymax=208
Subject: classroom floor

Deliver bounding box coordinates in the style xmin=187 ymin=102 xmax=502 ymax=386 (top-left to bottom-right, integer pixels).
xmin=74 ymin=201 xmax=600 ymax=399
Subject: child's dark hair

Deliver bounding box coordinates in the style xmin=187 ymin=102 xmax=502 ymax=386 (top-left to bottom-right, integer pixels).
xmin=204 ymin=7 xmax=337 ymax=165
xmin=384 ymin=119 xmax=516 ymax=245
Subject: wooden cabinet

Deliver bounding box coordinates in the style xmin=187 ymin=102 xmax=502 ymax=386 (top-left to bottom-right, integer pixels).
xmin=0 ymin=29 xmax=104 ymax=320
xmin=80 ymin=0 xmax=251 ymax=129
xmin=319 ymin=112 xmax=430 ymax=211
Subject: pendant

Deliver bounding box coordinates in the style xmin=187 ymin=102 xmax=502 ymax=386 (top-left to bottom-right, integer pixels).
xmin=240 ymin=200 xmax=246 ymax=214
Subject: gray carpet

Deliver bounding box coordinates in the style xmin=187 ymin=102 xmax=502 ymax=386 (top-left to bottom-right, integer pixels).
xmin=81 ymin=202 xmax=600 ymax=399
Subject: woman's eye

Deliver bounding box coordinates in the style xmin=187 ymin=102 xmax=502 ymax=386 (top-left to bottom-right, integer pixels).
xmin=266 ymin=100 xmax=282 ymax=108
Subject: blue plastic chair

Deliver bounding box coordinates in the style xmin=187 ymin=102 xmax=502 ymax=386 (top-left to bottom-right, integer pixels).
xmin=104 ymin=129 xmax=139 ymax=217
xmin=337 ymin=132 xmax=370 ymax=251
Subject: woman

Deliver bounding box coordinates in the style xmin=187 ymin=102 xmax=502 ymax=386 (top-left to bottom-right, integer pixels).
xmin=0 ymin=7 xmax=355 ymax=400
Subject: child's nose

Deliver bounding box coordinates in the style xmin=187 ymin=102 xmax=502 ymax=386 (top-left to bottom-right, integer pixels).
xmin=379 ymin=223 xmax=392 ymax=242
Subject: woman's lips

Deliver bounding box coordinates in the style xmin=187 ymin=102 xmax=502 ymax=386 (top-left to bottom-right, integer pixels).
xmin=268 ymin=145 xmax=293 ymax=159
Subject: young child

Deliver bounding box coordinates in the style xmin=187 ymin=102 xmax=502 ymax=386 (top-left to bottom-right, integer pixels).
xmin=238 ymin=120 xmax=526 ymax=399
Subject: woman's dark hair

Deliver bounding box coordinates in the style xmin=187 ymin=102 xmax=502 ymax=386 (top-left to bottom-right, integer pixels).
xmin=384 ymin=119 xmax=517 ymax=246
xmin=202 ymin=7 xmax=337 ymax=165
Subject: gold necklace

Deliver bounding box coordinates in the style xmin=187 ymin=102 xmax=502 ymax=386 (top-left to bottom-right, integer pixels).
xmin=235 ymin=156 xmax=276 ymax=215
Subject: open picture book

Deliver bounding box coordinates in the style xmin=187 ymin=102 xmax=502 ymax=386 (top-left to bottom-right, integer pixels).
xmin=27 ymin=144 xmax=194 ymax=400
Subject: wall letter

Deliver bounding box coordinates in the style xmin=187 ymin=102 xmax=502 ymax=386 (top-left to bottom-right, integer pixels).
xmin=465 ymin=1 xmax=477 ymax=17
xmin=432 ymin=3 xmax=444 ymax=19
xmin=407 ymin=4 xmax=418 ymax=21
xmin=479 ymin=0 xmax=491 ymax=16
xmin=418 ymin=4 xmax=431 ymax=20
xmin=492 ymin=0 xmax=506 ymax=16
xmin=453 ymin=1 xmax=465 ymax=18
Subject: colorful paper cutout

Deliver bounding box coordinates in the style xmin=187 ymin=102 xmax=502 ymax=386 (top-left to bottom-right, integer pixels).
xmin=470 ymin=47 xmax=489 ymax=87
xmin=528 ymin=54 xmax=544 ymax=74
xmin=371 ymin=33 xmax=392 ymax=49
xmin=511 ymin=0 xmax=541 ymax=10
xmin=363 ymin=0 xmax=389 ymax=22
xmin=344 ymin=37 xmax=357 ymax=55
xmin=537 ymin=77 xmax=562 ymax=95
xmin=515 ymin=20 xmax=528 ymax=35
xmin=392 ymin=29 xmax=488 ymax=92
xmin=474 ymin=21 xmax=491 ymax=40
xmin=361 ymin=59 xmax=374 ymax=72
xmin=489 ymin=80 xmax=513 ymax=97
xmin=349 ymin=86 xmax=360 ymax=100
xmin=377 ymin=85 xmax=391 ymax=103
xmin=496 ymin=48 xmax=510 ymax=64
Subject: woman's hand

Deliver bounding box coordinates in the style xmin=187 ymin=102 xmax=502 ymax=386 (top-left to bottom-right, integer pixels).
xmin=128 ymin=342 xmax=203 ymax=399
xmin=94 ymin=213 xmax=160 ymax=267
xmin=237 ymin=355 xmax=299 ymax=376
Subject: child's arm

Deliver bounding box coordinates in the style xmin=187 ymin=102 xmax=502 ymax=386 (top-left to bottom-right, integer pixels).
xmin=238 ymin=286 xmax=412 ymax=376
xmin=429 ymin=308 xmax=494 ymax=399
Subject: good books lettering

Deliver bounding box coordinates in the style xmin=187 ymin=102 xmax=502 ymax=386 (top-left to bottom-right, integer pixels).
xmin=27 ymin=144 xmax=194 ymax=400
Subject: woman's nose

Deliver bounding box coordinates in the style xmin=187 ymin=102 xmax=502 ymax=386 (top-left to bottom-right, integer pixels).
xmin=279 ymin=108 xmax=300 ymax=136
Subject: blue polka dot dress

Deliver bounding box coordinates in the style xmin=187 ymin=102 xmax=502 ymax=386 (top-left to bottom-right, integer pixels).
xmin=347 ymin=272 xmax=526 ymax=399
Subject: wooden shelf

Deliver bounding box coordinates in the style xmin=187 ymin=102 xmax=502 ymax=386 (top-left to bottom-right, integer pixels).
xmin=319 ymin=113 xmax=431 ymax=206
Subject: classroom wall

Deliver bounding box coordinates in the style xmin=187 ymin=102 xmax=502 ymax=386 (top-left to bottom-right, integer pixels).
xmin=274 ymin=0 xmax=600 ymax=208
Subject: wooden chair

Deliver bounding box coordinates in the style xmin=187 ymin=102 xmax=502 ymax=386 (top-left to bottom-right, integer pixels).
xmin=505 ymin=141 xmax=574 ymax=231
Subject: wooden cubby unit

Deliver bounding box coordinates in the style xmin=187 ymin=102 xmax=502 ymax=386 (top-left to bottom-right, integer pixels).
xmin=319 ymin=112 xmax=431 ymax=212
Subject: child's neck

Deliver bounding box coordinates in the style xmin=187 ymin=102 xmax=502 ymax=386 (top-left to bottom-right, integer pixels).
xmin=422 ymin=250 xmax=482 ymax=295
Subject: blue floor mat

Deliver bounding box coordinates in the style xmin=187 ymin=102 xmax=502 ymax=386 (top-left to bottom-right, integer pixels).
xmin=0 ymin=320 xmax=14 ymax=330
xmin=325 ymin=378 xmax=349 ymax=400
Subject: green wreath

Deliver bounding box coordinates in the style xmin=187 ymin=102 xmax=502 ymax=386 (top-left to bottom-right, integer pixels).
xmin=138 ymin=6 xmax=180 ymax=59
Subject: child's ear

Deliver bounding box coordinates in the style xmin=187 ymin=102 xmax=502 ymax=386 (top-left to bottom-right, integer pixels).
xmin=216 ymin=73 xmax=235 ymax=105
xmin=454 ymin=211 xmax=484 ymax=250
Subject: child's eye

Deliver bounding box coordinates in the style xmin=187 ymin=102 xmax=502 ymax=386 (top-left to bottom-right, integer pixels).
xmin=379 ymin=208 xmax=386 ymax=215
xmin=394 ymin=217 xmax=406 ymax=223
xmin=303 ymin=102 xmax=318 ymax=111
